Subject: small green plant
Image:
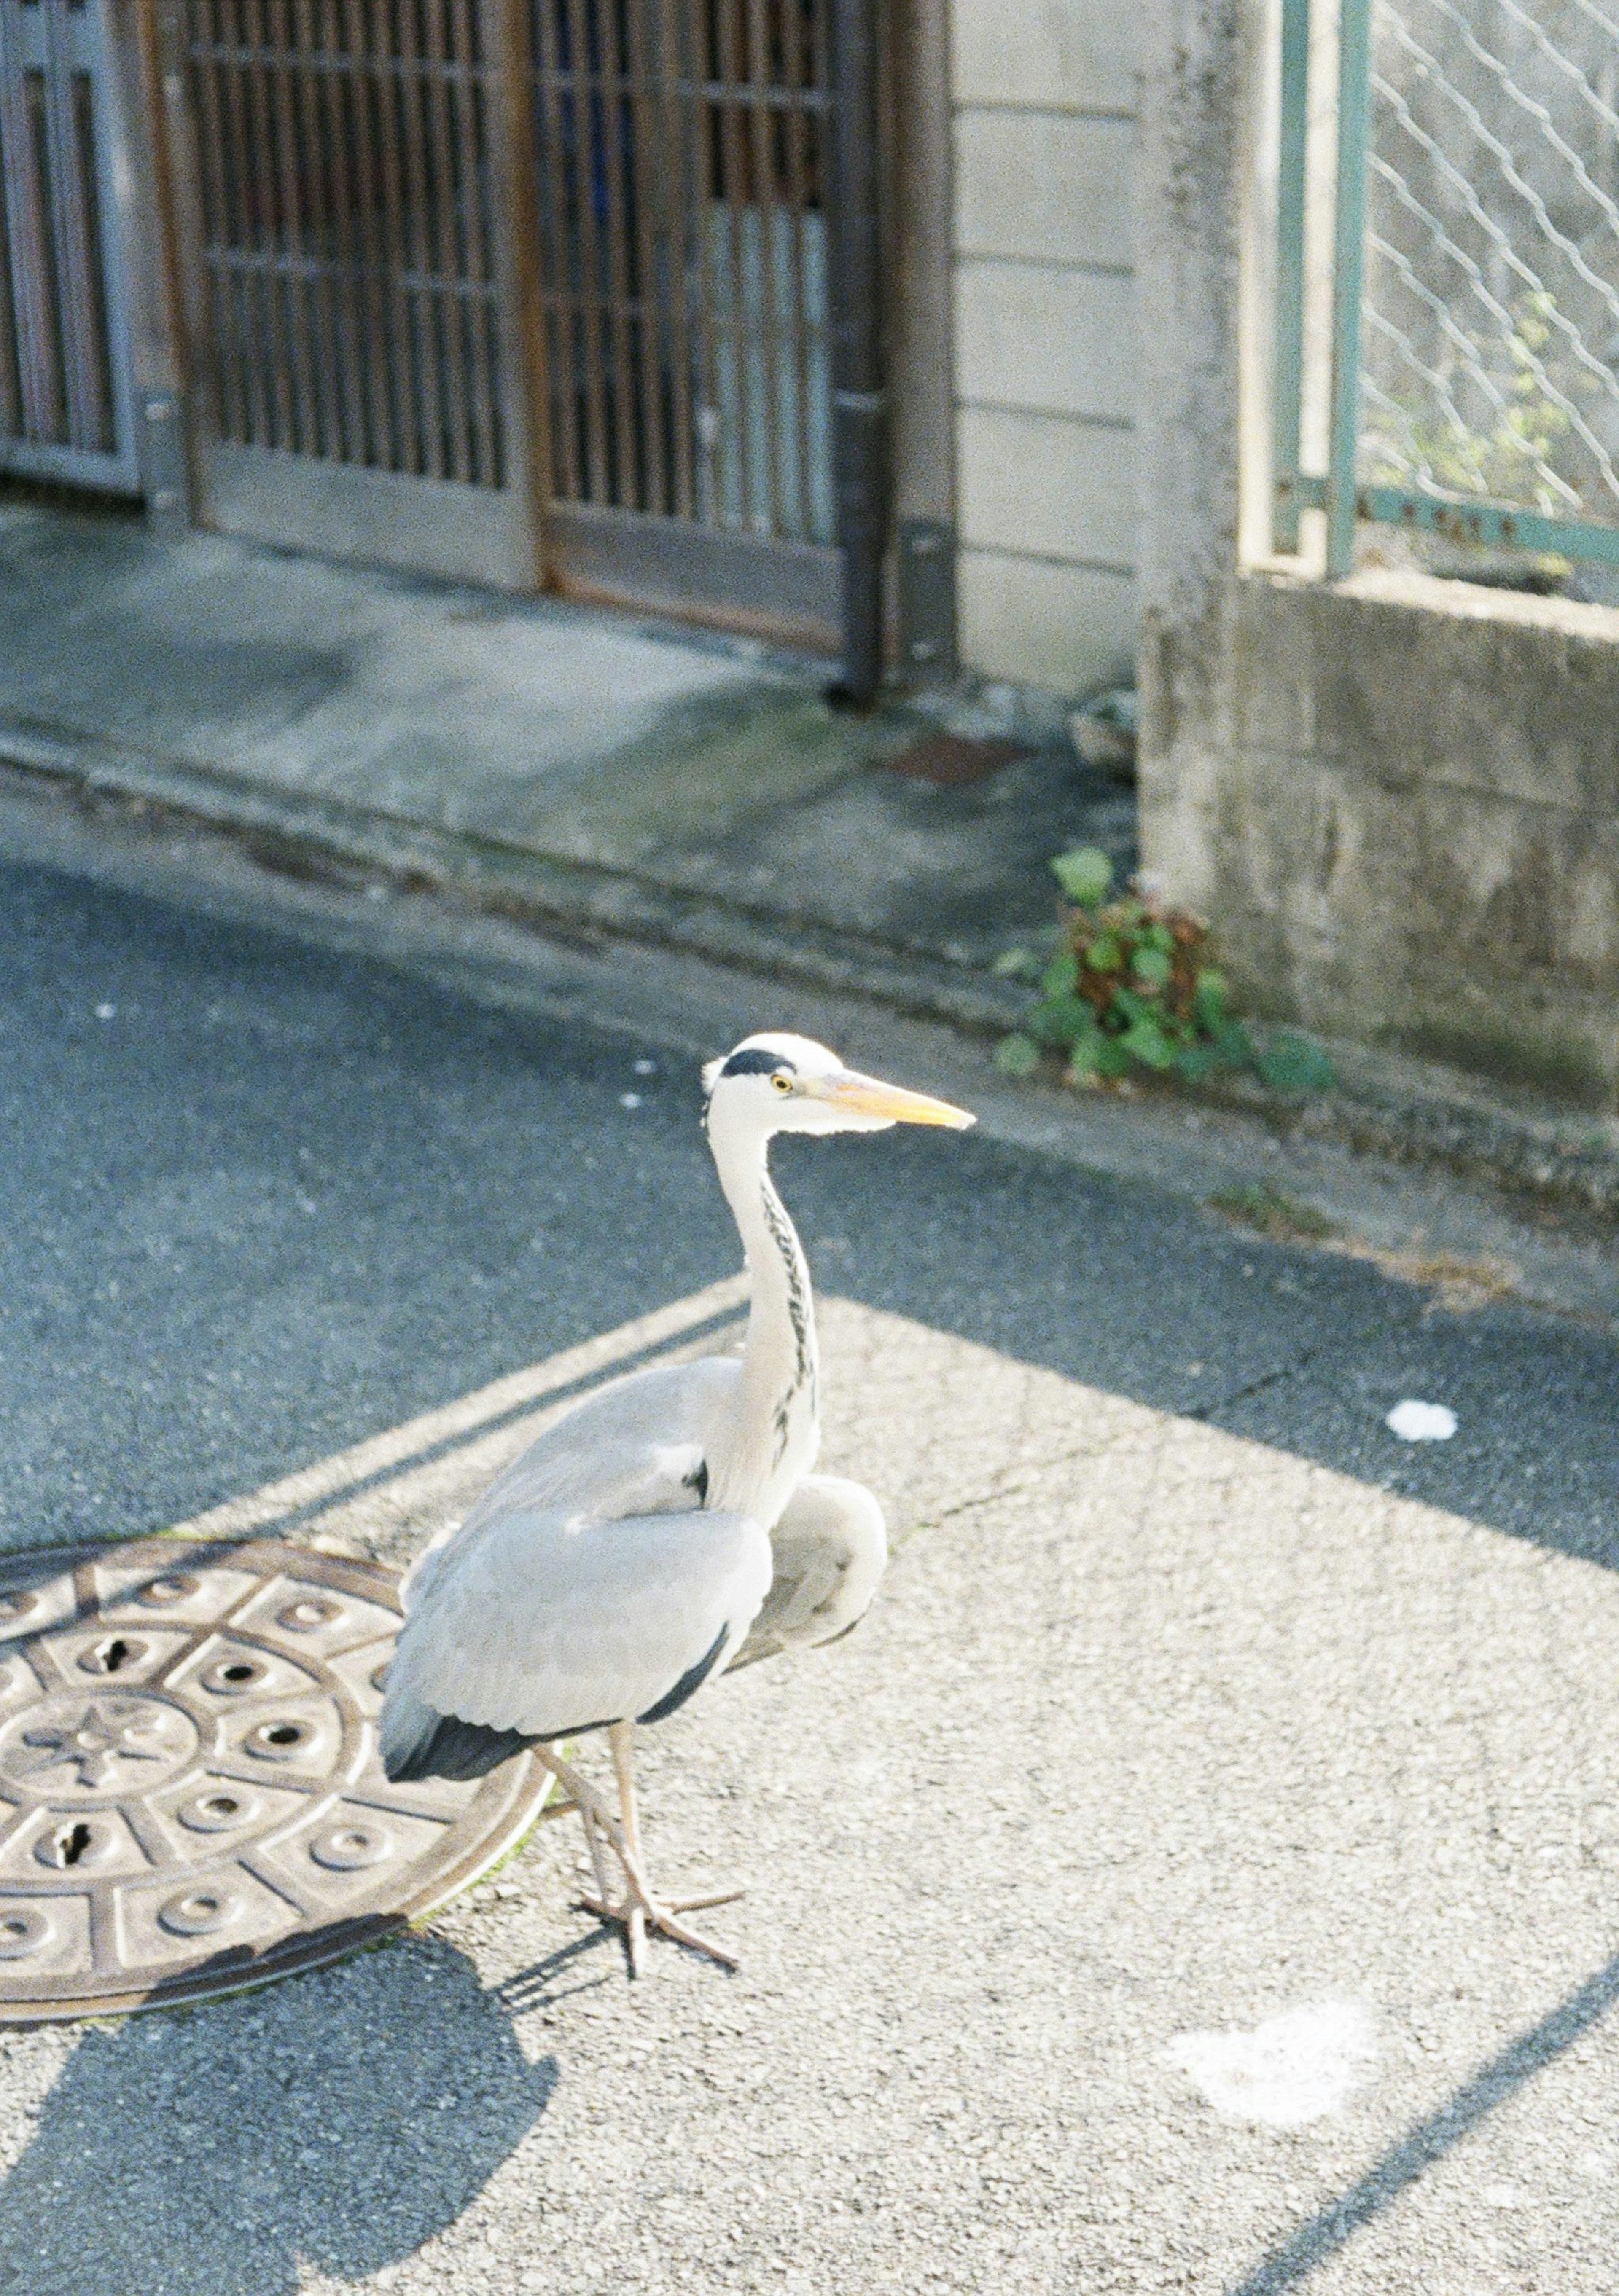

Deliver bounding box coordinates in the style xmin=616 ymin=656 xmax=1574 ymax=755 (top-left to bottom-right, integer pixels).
xmin=995 ymin=849 xmax=1337 ymax=1095
xmin=1363 ymin=293 xmax=1584 ymax=519
xmin=1208 ymin=1183 xmax=1339 ymax=1243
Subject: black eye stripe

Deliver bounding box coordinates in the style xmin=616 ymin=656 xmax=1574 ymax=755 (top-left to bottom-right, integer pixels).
xmin=720 ymin=1048 xmax=797 ymax=1080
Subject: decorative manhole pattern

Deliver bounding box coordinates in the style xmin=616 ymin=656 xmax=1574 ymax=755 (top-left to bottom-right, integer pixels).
xmin=0 ymin=1538 xmax=547 ymax=2021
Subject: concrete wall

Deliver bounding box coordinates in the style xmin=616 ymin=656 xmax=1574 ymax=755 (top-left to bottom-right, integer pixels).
xmin=1141 ymin=568 xmax=1619 ymax=1109
xmin=1132 ymin=0 xmax=1619 ymax=1111
xmin=949 ymin=0 xmax=1139 ymax=696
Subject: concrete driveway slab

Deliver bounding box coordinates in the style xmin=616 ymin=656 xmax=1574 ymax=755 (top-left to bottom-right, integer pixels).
xmin=0 ymin=502 xmax=1121 ymax=986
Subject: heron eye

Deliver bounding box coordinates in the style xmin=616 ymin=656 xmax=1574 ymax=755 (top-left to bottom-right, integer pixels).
xmin=771 ymin=1072 xmax=794 ymax=1094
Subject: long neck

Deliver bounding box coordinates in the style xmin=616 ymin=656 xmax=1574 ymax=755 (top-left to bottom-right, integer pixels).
xmin=710 ymin=1118 xmax=819 ymax=1509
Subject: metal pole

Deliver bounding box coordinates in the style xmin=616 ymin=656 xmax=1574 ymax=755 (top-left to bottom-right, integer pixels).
xmin=827 ymin=0 xmax=886 ymax=704
xmin=1270 ymin=0 xmax=1312 ymax=553
xmin=1326 ymin=0 xmax=1372 ymax=577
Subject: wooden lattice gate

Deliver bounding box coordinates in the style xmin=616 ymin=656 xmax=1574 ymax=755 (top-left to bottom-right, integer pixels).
xmin=530 ymin=0 xmax=837 ymax=631
xmin=169 ymin=0 xmax=842 ymax=639
xmin=172 ymin=0 xmax=535 ymax=584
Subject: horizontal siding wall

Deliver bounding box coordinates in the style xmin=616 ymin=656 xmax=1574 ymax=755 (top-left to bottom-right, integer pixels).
xmin=950 ymin=2 xmax=1139 ymax=695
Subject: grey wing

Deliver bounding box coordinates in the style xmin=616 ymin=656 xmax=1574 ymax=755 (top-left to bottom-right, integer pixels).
xmin=382 ymin=1500 xmax=772 ymax=1778
xmin=731 ymin=1474 xmax=888 ymax=1669
xmin=404 ymin=1354 xmax=740 ymax=1608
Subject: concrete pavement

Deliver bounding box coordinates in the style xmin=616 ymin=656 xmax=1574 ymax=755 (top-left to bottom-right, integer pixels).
xmin=1 ymin=807 xmax=1618 ymax=2290
xmin=3 ymin=1286 xmax=1617 ymax=2293
xmin=11 ymin=492 xmax=1619 ymax=1229
xmin=0 ymin=496 xmax=1129 ymax=1023
xmin=11 ymin=494 xmax=1619 ymax=1223
xmin=5 ymin=800 xmax=1619 ymax=1559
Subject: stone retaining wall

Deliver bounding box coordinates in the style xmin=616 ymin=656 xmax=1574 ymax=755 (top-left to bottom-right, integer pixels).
xmin=1140 ymin=567 xmax=1619 ymax=1108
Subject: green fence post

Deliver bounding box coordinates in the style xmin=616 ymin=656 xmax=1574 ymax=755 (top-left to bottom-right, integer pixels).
xmin=1271 ymin=0 xmax=1312 ymax=553
xmin=1326 ymin=0 xmax=1372 ymax=577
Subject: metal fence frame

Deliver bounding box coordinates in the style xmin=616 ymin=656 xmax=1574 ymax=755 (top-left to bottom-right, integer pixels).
xmin=0 ymin=0 xmax=142 ymax=492
xmin=1270 ymin=0 xmax=1619 ymax=577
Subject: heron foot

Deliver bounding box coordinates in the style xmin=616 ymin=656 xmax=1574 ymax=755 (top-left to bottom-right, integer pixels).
xmin=576 ymin=1879 xmax=743 ymax=1970
xmin=581 ymin=1882 xmax=745 ymax=1916
xmin=535 ymin=1739 xmax=741 ymax=1974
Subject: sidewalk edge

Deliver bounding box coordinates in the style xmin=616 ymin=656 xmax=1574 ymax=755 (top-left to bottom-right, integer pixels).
xmin=4 ymin=715 xmax=1616 ymax=1223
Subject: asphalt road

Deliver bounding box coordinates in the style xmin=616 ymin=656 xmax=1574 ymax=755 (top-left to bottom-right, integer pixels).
xmin=3 ymin=844 xmax=1619 ymax=2296
xmin=1 ymin=851 xmax=1616 ymax=1569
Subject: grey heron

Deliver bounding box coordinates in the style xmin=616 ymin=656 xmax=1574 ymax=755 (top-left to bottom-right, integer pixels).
xmin=380 ymin=1032 xmax=974 ymax=1970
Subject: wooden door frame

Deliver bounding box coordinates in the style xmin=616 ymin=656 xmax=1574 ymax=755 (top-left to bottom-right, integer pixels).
xmin=107 ymin=0 xmax=198 ymax=529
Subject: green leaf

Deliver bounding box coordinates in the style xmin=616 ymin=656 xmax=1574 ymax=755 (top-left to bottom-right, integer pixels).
xmin=1027 ymin=992 xmax=1097 ymax=1050
xmin=1256 ymin=1032 xmax=1338 ymax=1093
xmin=1083 ymin=932 xmax=1123 ymax=975
xmin=1051 ymin=846 xmax=1114 ymax=907
xmin=1174 ymin=1042 xmax=1220 ymax=1082
xmin=1095 ymin=1037 xmax=1133 ymax=1081
xmin=1064 ymin=1034 xmax=1102 ymax=1082
xmin=1039 ymin=950 xmax=1080 ymax=998
xmin=994 ymin=1033 xmax=1041 ymax=1078
xmin=992 ymin=946 xmax=1041 ymax=981
xmin=1121 ymin=1014 xmax=1176 ymax=1070
xmin=1213 ymin=1019 xmax=1254 ymax=1068
xmin=1192 ymin=968 xmax=1228 ymax=1030
xmin=1143 ymin=922 xmax=1177 ymax=957
xmin=1131 ymin=946 xmax=1173 ymax=989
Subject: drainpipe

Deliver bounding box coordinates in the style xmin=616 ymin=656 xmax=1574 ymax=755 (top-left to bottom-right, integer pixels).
xmin=828 ymin=0 xmax=887 ymax=706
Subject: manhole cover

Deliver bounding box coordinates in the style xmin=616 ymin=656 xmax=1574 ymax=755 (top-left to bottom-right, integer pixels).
xmin=0 ymin=1538 xmax=547 ymax=2022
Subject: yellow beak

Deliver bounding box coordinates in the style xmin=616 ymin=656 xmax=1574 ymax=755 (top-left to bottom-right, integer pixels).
xmin=818 ymin=1070 xmax=976 ymax=1128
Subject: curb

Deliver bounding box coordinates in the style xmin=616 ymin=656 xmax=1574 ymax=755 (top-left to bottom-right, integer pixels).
xmin=0 ymin=715 xmax=1030 ymax=1039
xmin=1199 ymin=1053 xmax=1619 ymax=1221
xmin=5 ymin=716 xmax=1618 ymax=1224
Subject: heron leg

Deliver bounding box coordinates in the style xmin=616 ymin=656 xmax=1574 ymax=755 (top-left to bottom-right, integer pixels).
xmin=609 ymin=1722 xmax=648 ymax=1977
xmin=580 ymin=1797 xmax=613 ymax=1911
xmin=532 ymin=1740 xmax=741 ymax=1971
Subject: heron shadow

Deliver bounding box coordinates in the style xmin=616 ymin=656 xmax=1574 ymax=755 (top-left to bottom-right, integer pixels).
xmin=0 ymin=1932 xmax=556 ymax=2296
xmin=496 ymin=1925 xmax=622 ymax=2013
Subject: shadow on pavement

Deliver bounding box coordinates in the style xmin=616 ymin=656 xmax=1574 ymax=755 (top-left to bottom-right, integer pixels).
xmin=5 ymin=849 xmax=1614 ymax=1574
xmin=788 ymin=1127 xmax=1619 ymax=1577
xmin=1229 ymin=1947 xmax=1619 ymax=2293
xmin=0 ymin=1932 xmax=555 ymax=2294
xmin=497 ymin=1928 xmax=622 ymax=2012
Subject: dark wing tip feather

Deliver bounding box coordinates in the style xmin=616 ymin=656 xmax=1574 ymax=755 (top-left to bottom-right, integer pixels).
xmin=382 ymin=1708 xmax=538 ymax=1783
xmin=636 ymin=1622 xmax=729 ymax=1724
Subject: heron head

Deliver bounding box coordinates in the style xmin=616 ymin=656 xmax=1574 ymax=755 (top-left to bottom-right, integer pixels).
xmin=702 ymin=1032 xmax=975 ymax=1140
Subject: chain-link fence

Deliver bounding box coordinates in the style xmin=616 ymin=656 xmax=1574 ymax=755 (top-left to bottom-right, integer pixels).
xmin=1270 ymin=0 xmax=1619 ymax=573
xmin=1362 ymin=0 xmax=1619 ymax=528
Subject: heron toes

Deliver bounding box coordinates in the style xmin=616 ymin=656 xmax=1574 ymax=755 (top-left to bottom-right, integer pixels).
xmin=576 ymin=1878 xmax=743 ymax=1970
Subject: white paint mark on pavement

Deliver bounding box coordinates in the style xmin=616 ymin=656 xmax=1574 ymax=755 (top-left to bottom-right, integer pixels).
xmin=1386 ymin=1399 xmax=1458 ymax=1441
xmin=1163 ymin=2000 xmax=1377 ymax=2127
